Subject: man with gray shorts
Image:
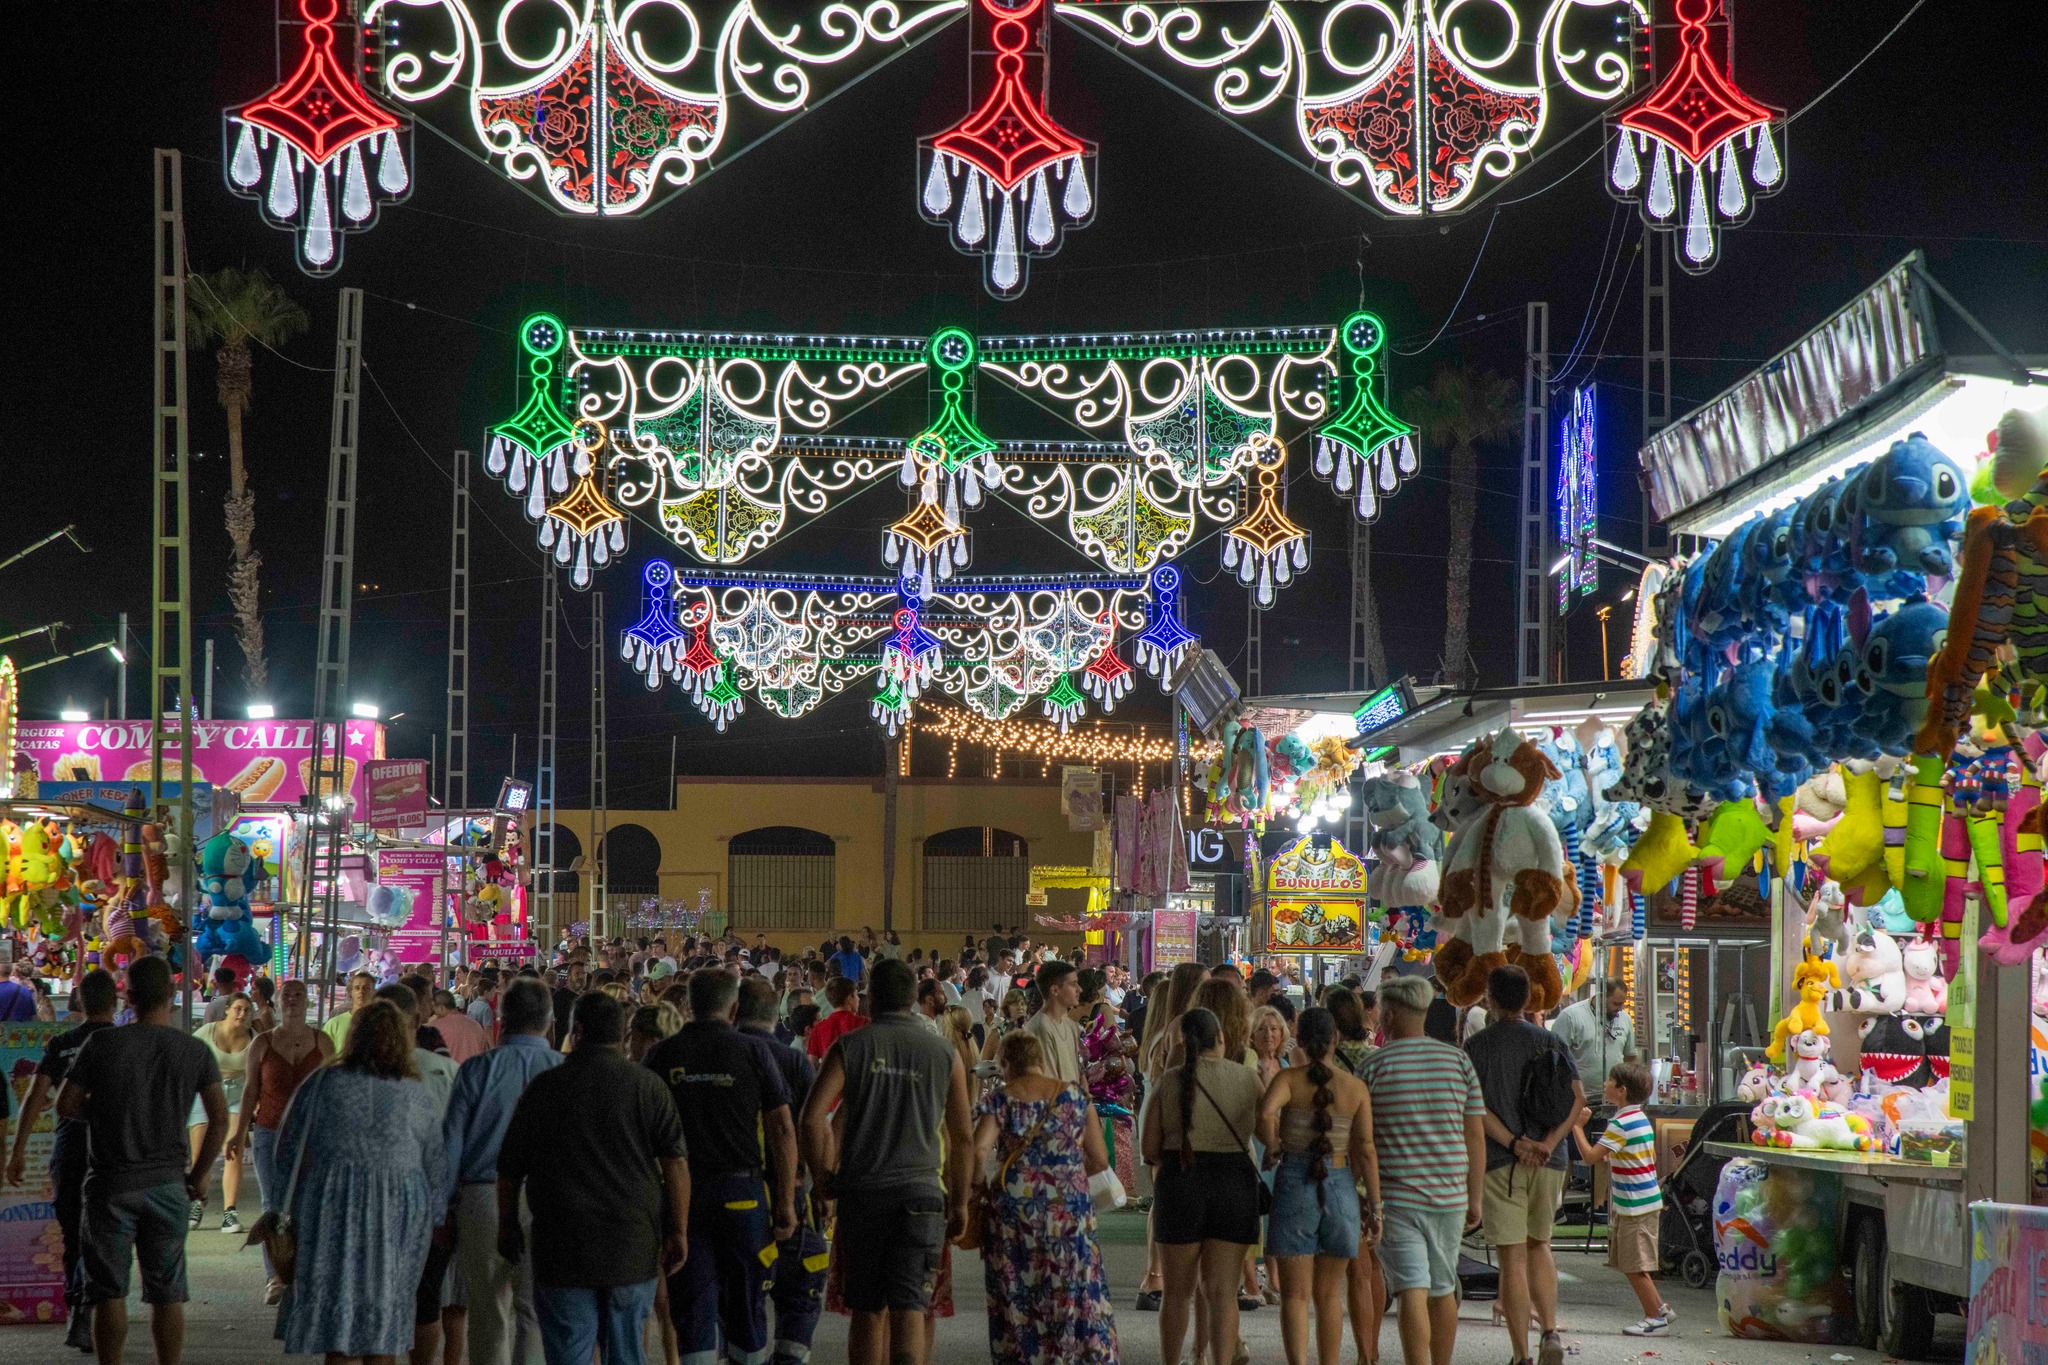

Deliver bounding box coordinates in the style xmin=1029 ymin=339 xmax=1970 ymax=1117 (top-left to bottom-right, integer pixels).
xmin=1357 ymin=975 xmax=1486 ymax=1365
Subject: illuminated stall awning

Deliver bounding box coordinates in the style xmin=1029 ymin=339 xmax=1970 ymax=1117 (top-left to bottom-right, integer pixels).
xmin=1344 ymin=678 xmax=1659 ymax=764
xmin=1639 ymin=251 xmax=2047 ymax=537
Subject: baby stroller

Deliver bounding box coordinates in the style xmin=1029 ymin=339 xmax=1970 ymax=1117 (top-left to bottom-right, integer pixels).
xmin=1659 ymin=1101 xmax=1750 ymax=1288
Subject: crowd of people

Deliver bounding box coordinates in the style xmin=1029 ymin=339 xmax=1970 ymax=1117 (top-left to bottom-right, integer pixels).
xmin=0 ymin=924 xmax=1667 ymax=1365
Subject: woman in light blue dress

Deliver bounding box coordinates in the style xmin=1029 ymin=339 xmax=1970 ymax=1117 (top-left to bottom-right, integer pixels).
xmin=265 ymin=998 xmax=446 ymax=1362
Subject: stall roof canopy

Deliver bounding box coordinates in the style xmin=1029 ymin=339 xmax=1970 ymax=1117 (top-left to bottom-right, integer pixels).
xmin=1639 ymin=252 xmax=2046 ymax=537
xmin=1337 ymin=678 xmax=1659 ymax=763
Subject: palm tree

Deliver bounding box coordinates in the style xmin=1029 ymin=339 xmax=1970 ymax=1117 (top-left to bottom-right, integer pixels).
xmin=1406 ymin=362 xmax=1517 ymax=686
xmin=187 ymin=266 xmax=309 ymax=695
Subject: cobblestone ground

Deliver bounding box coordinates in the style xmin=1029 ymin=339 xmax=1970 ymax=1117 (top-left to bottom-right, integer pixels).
xmin=0 ymin=1200 xmax=1963 ymax=1363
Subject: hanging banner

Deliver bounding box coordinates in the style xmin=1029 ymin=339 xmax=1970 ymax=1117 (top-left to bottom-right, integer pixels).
xmin=1061 ymin=766 xmax=1104 ymax=832
xmin=0 ymin=1022 xmax=67 ymax=1326
xmin=379 ymin=850 xmax=449 ymax=968
xmin=367 ymin=760 xmax=429 ymax=831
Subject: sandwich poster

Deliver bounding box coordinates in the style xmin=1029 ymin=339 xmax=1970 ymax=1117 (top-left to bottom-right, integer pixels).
xmin=367 ymin=759 xmax=429 ymax=831
xmin=14 ymin=720 xmax=385 ymax=808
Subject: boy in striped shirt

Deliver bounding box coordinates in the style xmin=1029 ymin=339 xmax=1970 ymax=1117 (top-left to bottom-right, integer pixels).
xmin=1572 ymin=1061 xmax=1671 ymax=1336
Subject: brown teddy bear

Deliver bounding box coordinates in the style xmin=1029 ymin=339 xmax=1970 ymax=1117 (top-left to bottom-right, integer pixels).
xmin=1432 ymin=728 xmax=1572 ymax=1010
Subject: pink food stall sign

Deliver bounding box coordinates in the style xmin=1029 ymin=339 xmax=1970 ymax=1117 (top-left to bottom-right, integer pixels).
xmin=14 ymin=720 xmax=386 ymax=808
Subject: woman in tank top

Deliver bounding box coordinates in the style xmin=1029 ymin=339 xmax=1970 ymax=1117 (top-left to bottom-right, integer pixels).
xmin=190 ymin=994 xmax=255 ymax=1235
xmin=1258 ymin=1008 xmax=1381 ymax=1365
xmin=228 ymin=979 xmax=335 ymax=1302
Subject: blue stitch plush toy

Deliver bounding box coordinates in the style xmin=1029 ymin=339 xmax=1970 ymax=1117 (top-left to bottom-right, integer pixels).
xmin=1741 ymin=504 xmax=1797 ymax=633
xmin=1850 ymin=594 xmax=1947 ymax=754
xmin=1852 ymin=434 xmax=1971 ymax=594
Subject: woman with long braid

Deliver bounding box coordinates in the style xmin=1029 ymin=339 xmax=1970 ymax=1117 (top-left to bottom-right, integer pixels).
xmin=1259 ymin=1007 xmax=1381 ymax=1365
xmin=1143 ymin=1007 xmax=1263 ymax=1365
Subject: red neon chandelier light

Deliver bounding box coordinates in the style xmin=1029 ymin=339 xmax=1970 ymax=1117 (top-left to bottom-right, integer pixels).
xmin=1607 ymin=0 xmax=1784 ymax=273
xmin=918 ymin=0 xmax=1096 ymax=299
xmin=224 ymin=0 xmax=410 ymax=275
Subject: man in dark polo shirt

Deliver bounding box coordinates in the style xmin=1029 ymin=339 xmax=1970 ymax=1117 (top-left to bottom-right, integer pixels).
xmin=798 ymin=959 xmax=970 ymax=1365
xmin=645 ymin=969 xmax=798 ymax=1365
xmin=737 ymin=977 xmax=826 ymax=1365
xmin=498 ymin=991 xmax=688 ymax=1364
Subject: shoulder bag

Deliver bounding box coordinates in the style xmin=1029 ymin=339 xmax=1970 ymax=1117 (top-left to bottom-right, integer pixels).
xmin=957 ymin=1094 xmax=1052 ymax=1252
xmin=1192 ymin=1072 xmax=1272 ymax=1215
xmin=267 ymin=1068 xmax=326 ymax=1285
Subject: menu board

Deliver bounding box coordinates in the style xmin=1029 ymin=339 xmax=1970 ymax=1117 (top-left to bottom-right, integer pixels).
xmin=1151 ymin=908 xmax=1198 ymax=970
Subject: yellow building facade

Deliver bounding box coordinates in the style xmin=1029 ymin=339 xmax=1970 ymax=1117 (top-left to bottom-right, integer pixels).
xmin=533 ymin=776 xmax=1094 ymax=955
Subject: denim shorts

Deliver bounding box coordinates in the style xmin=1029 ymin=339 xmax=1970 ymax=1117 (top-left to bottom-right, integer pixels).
xmin=1378 ymin=1202 xmax=1465 ymax=1298
xmin=82 ymin=1178 xmax=191 ymax=1306
xmin=1266 ymin=1154 xmax=1360 ymax=1259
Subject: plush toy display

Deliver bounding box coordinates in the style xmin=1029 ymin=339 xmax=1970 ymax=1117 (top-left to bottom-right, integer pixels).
xmin=1361 ymin=772 xmax=1442 ymax=908
xmin=1434 ymin=730 xmax=1570 ymax=1010
xmin=1822 ymin=925 xmax=1905 ymax=1014
xmin=1767 ymin=954 xmax=1839 ymax=1064
xmin=192 ymin=831 xmax=268 ymax=965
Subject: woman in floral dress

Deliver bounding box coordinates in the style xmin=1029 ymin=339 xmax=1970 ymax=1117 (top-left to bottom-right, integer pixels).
xmin=974 ymin=1030 xmax=1120 ymax=1365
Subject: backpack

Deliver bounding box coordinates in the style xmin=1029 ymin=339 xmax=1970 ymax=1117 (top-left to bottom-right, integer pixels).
xmin=1518 ymin=1041 xmax=1578 ymax=1140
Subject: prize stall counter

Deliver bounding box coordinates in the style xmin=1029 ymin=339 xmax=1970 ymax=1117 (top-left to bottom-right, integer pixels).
xmin=1629 ymin=254 xmax=2048 ymax=1358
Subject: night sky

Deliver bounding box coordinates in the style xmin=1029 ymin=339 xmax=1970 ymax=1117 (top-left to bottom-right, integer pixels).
xmin=6 ymin=0 xmax=2044 ymax=804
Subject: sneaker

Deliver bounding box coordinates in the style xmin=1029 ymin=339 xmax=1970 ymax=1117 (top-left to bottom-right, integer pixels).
xmin=263 ymin=1279 xmax=287 ymax=1306
xmin=1537 ymin=1330 xmax=1565 ymax=1365
xmin=220 ymin=1209 xmax=242 ymax=1235
xmin=64 ymin=1309 xmax=94 ymax=1352
xmin=1623 ymin=1317 xmax=1671 ymax=1337
xmin=1135 ymin=1290 xmax=1162 ymax=1312
xmin=1238 ymin=1293 xmax=1263 ymax=1311
xmin=188 ymin=1200 xmax=204 ymax=1230
xmin=1659 ymin=1302 xmax=1676 ymax=1322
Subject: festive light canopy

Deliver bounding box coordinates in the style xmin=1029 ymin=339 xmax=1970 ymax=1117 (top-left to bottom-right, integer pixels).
xmin=1605 ymin=0 xmax=1783 ymax=271
xmin=240 ymin=1 xmax=1648 ymax=295
xmin=914 ymin=702 xmax=1213 ymax=766
xmin=365 ymin=0 xmax=962 ymax=217
xmin=621 ymin=562 xmax=1198 ymax=733
xmin=224 ymin=0 xmax=411 ymax=274
xmin=1061 ymin=0 xmax=1647 ymax=219
xmin=494 ymin=313 xmax=1421 ymax=600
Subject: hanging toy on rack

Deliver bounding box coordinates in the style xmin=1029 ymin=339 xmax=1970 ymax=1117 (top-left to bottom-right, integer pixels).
xmin=1434 ymin=730 xmax=1569 ymax=1011
xmin=1766 ymin=952 xmax=1837 ymax=1065
xmin=192 ymin=832 xmax=270 ymax=965
xmin=1362 ymin=771 xmax=1442 ymax=909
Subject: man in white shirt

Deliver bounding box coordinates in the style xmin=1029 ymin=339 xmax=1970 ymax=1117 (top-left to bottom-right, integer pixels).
xmin=1549 ymin=978 xmax=1637 ymax=1090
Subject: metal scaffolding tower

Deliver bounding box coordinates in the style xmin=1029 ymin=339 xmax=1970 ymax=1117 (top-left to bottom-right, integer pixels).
xmin=1516 ymin=302 xmax=1552 ymax=686
xmin=1641 ymin=246 xmax=1674 ymax=556
xmin=532 ymin=564 xmax=559 ymax=947
xmin=298 ymin=288 xmax=363 ymax=1015
xmin=1350 ymin=519 xmax=1377 ymax=692
xmin=149 ymin=149 xmax=197 ymax=1025
xmin=1245 ymin=589 xmax=1263 ymax=697
xmin=589 ymin=589 xmax=609 ymax=942
xmin=442 ymin=450 xmax=472 ymax=973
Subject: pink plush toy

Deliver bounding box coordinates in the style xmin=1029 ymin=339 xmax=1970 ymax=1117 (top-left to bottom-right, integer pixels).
xmin=1900 ymin=928 xmax=1948 ymax=1015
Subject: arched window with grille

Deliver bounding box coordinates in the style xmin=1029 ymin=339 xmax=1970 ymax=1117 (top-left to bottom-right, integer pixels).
xmin=921 ymin=827 xmax=1029 ymax=932
xmin=537 ymin=824 xmax=581 ymax=895
xmin=728 ymin=826 xmax=836 ymax=932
